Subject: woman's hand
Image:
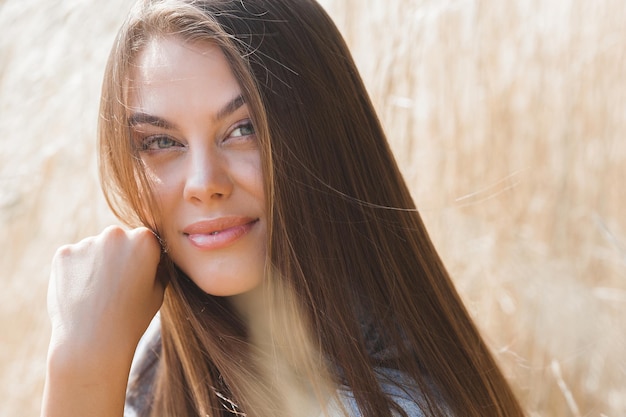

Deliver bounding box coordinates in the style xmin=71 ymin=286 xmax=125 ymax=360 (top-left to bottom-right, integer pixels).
xmin=42 ymin=225 xmax=166 ymax=417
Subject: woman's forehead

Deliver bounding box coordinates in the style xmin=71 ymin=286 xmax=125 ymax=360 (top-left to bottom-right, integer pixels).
xmin=126 ymin=36 xmax=241 ymax=117
xmin=131 ymin=36 xmax=223 ymax=85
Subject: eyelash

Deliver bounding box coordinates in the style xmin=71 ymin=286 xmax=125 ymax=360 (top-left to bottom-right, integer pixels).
xmin=136 ymin=120 xmax=256 ymax=152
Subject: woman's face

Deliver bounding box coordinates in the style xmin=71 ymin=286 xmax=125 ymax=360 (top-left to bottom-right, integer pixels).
xmin=128 ymin=36 xmax=266 ymax=297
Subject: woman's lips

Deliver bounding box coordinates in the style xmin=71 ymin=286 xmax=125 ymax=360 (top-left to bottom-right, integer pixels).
xmin=183 ymin=217 xmax=259 ymax=250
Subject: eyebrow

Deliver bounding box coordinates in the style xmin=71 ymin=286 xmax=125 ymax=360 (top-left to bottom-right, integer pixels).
xmin=128 ymin=94 xmax=246 ymax=128
xmin=128 ymin=113 xmax=175 ymax=129
xmin=216 ymin=94 xmax=246 ymax=121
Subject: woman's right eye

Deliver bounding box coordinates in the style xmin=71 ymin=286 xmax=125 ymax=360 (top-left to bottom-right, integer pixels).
xmin=140 ymin=135 xmax=182 ymax=151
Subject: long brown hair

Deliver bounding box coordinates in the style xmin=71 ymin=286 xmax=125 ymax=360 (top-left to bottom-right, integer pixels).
xmin=98 ymin=1 xmax=525 ymax=416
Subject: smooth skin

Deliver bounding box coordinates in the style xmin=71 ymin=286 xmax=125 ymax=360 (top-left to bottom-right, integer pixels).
xmin=41 ymin=37 xmax=267 ymax=417
xmin=129 ymin=36 xmax=266 ymax=298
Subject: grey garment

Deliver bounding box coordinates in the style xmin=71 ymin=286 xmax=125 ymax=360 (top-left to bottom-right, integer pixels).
xmin=124 ymin=315 xmax=161 ymax=417
xmin=327 ymin=368 xmax=430 ymax=417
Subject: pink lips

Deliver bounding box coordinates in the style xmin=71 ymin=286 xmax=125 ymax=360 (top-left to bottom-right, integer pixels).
xmin=183 ymin=216 xmax=258 ymax=250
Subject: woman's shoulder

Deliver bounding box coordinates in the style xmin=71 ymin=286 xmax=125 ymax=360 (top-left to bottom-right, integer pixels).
xmin=125 ymin=317 xmax=447 ymax=417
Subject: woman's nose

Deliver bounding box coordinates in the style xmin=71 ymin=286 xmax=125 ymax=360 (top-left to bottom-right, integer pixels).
xmin=182 ymin=150 xmax=233 ymax=203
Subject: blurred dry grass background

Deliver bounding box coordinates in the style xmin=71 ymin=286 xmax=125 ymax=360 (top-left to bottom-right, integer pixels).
xmin=0 ymin=0 xmax=624 ymax=415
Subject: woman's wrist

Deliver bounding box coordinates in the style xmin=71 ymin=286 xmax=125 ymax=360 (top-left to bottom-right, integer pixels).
xmin=41 ymin=337 xmax=135 ymax=417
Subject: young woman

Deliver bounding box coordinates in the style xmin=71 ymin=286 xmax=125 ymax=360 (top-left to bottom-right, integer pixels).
xmin=42 ymin=0 xmax=526 ymax=416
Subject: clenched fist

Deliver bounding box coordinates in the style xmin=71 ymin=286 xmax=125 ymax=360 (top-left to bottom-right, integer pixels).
xmin=48 ymin=225 xmax=165 ymax=355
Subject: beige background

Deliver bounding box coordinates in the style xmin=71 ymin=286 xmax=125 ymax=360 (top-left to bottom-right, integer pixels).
xmin=1 ymin=0 xmax=624 ymax=415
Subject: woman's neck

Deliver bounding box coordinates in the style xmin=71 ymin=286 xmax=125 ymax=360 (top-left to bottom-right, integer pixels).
xmin=227 ymin=283 xmax=332 ymax=417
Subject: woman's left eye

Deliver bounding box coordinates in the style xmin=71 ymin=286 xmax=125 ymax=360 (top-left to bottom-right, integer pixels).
xmin=229 ymin=121 xmax=255 ymax=138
